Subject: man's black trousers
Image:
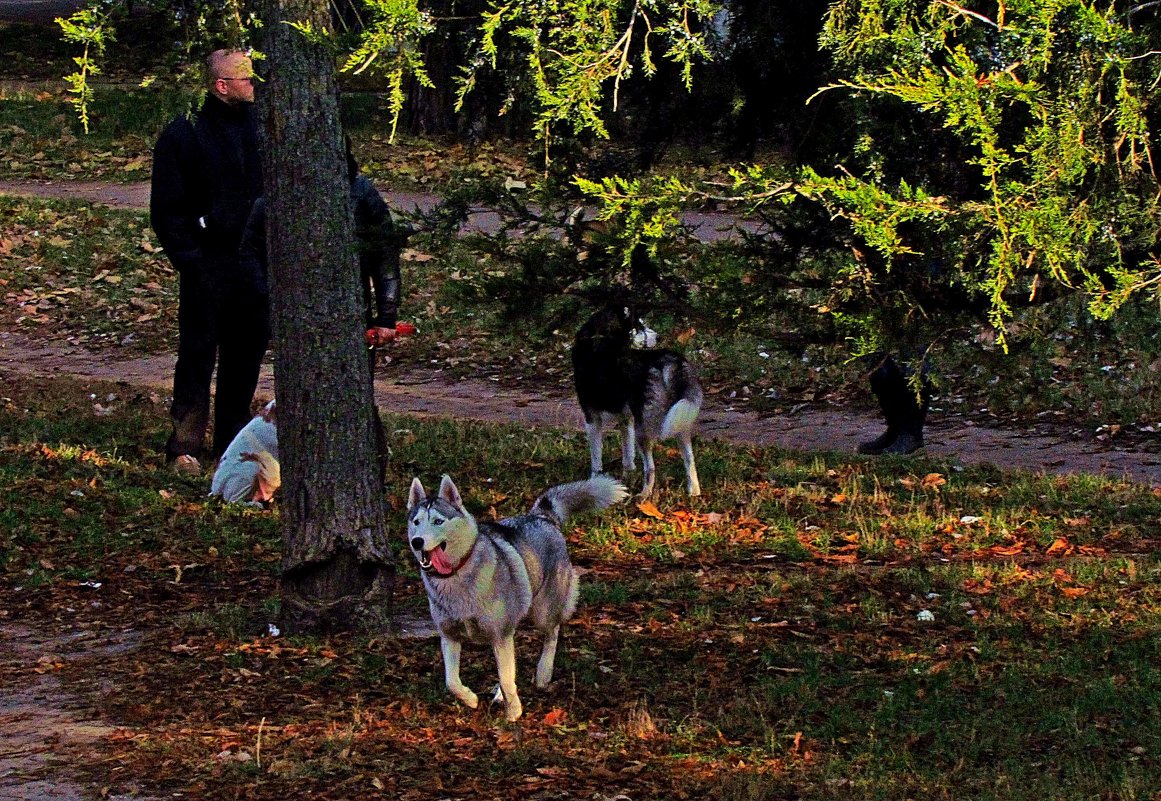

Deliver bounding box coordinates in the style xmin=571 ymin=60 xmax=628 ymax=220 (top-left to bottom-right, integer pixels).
xmin=167 ymin=269 xmax=269 ymax=461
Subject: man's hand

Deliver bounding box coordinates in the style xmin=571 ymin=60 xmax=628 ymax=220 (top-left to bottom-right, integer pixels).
xmin=365 ymin=326 xmax=397 ymax=347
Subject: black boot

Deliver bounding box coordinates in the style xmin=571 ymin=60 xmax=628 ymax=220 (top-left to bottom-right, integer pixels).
xmin=861 ymin=355 xmax=929 ymax=456
xmin=882 ymin=430 xmax=924 ymax=455
xmin=857 ymin=428 xmax=898 ymax=455
xmin=885 ymin=390 xmax=928 ymax=454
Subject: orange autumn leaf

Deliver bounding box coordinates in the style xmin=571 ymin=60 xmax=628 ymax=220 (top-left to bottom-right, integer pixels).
xmin=989 ymin=543 xmax=1025 ymax=556
xmin=921 ymin=473 xmax=947 ymax=490
xmin=1060 ymin=587 xmax=1089 ymax=598
xmin=542 ymin=708 xmax=568 ymax=726
xmin=963 ymin=578 xmax=994 ymax=595
xmin=1005 ymin=565 xmax=1036 ymax=583
xmin=1045 ymin=537 xmax=1071 ymax=556
xmin=636 ymin=500 xmax=665 ymax=519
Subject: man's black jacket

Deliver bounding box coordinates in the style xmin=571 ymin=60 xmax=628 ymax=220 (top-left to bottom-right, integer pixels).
xmin=150 ymin=94 xmax=263 ymax=288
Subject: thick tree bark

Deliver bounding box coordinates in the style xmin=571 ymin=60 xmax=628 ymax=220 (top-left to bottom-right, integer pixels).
xmin=254 ymin=0 xmax=394 ymax=634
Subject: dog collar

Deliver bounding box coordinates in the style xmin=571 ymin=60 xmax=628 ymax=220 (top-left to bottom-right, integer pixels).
xmin=430 ymin=538 xmax=477 ymax=579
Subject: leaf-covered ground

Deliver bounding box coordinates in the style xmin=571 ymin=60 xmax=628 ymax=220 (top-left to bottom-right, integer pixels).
xmin=4 ymin=21 xmax=1160 ymax=799
xmin=2 ymin=373 xmax=1159 ymax=800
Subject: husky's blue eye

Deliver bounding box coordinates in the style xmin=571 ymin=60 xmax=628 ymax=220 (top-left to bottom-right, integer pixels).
xmin=433 ymin=518 xmax=444 ymax=526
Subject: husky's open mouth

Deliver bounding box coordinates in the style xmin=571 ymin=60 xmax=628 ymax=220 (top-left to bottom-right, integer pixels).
xmin=418 ymin=541 xmax=452 ymax=575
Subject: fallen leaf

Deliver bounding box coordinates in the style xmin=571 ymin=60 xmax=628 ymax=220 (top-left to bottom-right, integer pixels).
xmin=922 ymin=473 xmax=946 ymax=490
xmin=963 ymin=578 xmax=994 ymax=595
xmin=542 ymin=708 xmax=568 ymax=726
xmin=636 ymin=500 xmax=664 ymax=519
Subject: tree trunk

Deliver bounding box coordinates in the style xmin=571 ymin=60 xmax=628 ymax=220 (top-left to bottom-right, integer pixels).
xmin=253 ymin=0 xmax=394 ymax=634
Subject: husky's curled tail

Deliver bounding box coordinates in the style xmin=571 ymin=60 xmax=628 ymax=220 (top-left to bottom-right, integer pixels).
xmin=532 ymin=474 xmax=630 ymax=527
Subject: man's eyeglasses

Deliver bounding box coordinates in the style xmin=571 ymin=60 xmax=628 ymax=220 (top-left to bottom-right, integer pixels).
xmin=218 ymin=76 xmax=253 ymax=82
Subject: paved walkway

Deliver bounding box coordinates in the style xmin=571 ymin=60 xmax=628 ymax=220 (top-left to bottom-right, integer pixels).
xmin=0 ymin=623 xmax=146 ymax=801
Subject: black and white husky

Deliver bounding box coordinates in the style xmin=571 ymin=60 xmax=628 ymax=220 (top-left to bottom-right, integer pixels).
xmin=407 ymin=474 xmax=627 ymax=722
xmin=572 ymin=306 xmax=703 ymax=496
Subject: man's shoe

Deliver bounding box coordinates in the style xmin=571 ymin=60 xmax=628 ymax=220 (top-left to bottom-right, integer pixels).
xmin=881 ymin=432 xmax=924 ymax=455
xmin=172 ymin=454 xmax=202 ymax=475
xmin=857 ymin=429 xmax=897 ymax=455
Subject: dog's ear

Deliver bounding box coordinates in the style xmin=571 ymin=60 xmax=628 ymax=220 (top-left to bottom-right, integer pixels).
xmin=438 ymin=474 xmax=464 ymax=510
xmin=408 ymin=477 xmax=426 ymax=510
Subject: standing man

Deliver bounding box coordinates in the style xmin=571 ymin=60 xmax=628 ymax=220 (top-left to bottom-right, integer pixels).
xmin=151 ymin=49 xmax=266 ymax=473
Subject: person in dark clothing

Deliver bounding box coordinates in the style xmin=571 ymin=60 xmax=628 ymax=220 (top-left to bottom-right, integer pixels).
xmin=348 ymin=142 xmax=409 ymax=354
xmin=150 ymin=49 xmax=265 ymax=473
xmin=237 ymin=140 xmax=411 ymax=479
xmin=857 ymin=353 xmax=932 ymax=456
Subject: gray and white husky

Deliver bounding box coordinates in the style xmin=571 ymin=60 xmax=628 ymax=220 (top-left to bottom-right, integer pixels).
xmin=572 ymin=306 xmax=703 ymax=496
xmin=407 ymin=473 xmax=627 ymax=722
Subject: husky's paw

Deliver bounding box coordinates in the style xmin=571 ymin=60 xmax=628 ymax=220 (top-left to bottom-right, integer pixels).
xmin=490 ymin=685 xmax=523 ymax=722
xmin=451 ymin=687 xmax=479 ymax=709
xmin=505 ymin=699 xmax=523 ymax=722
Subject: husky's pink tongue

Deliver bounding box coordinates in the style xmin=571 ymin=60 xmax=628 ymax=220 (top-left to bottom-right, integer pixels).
xmin=428 ymin=546 xmax=455 ymax=575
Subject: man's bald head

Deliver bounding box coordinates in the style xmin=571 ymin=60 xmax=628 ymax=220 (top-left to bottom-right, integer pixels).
xmin=207 ymin=49 xmax=255 ymax=105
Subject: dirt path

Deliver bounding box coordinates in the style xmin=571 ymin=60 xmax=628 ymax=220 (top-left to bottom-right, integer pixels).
xmin=3 ymin=329 xmax=1160 ymax=485
xmin=0 ymin=623 xmax=148 ymax=801
xmin=0 ymin=178 xmax=753 ymax=240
